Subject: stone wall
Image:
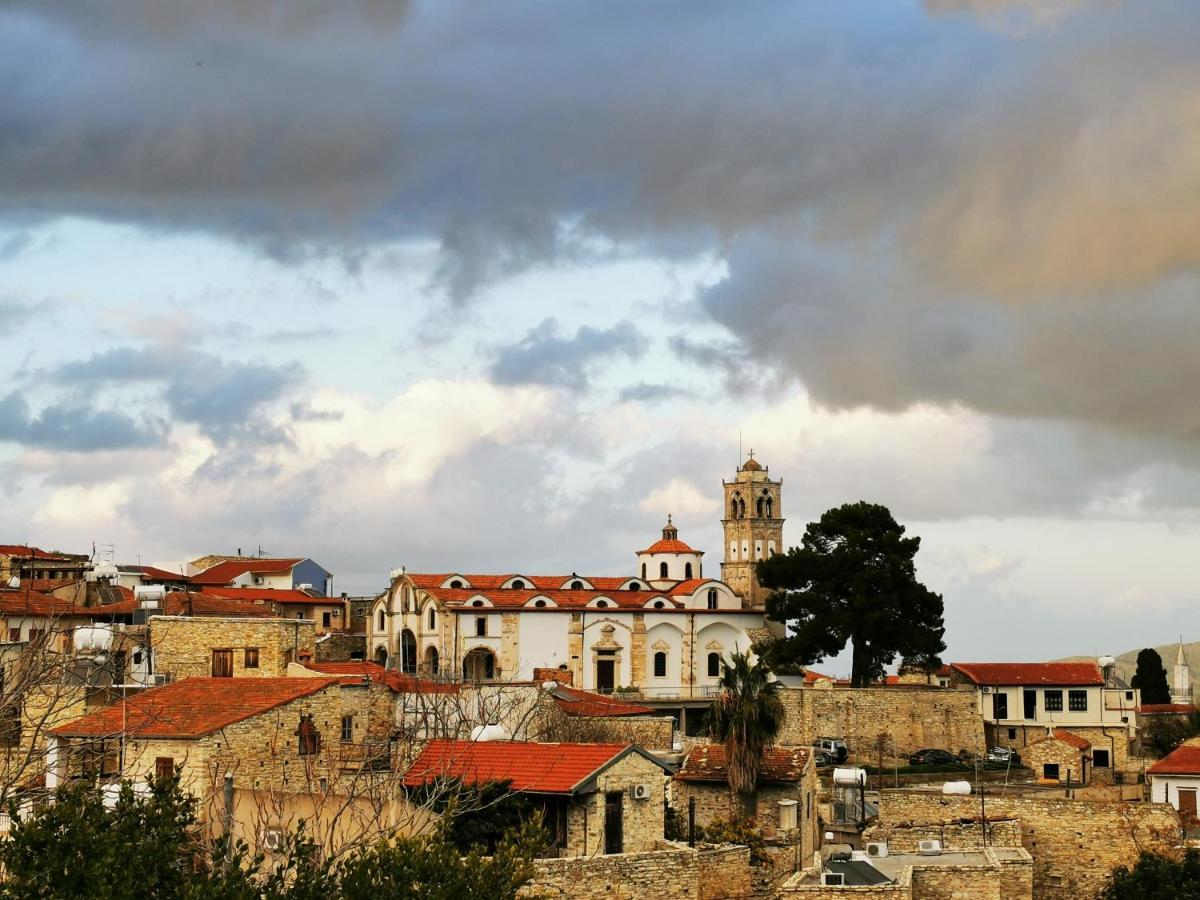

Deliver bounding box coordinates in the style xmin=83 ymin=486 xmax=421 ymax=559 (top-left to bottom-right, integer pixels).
xmin=877 ymin=789 xmax=1181 ymax=899
xmin=150 ymin=615 xmax=316 ymax=680
xmin=1022 ymin=737 xmax=1089 ymax=784
xmin=565 ymin=752 xmax=669 ymax=856
xmin=780 ymin=867 xmax=910 ymax=898
xmin=778 ymin=687 xmax=985 ymax=760
xmin=315 ymin=632 xmax=366 ymax=662
xmin=521 ymin=841 xmax=751 ymax=899
xmin=863 ymin=818 xmax=1022 ymax=852
xmin=909 ymin=864 xmax=1001 ymax=900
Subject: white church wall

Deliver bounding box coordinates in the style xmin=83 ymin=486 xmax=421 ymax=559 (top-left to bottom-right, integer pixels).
xmin=516 ymin=613 xmax=571 ymax=679
xmin=645 ymin=620 xmax=685 ymax=696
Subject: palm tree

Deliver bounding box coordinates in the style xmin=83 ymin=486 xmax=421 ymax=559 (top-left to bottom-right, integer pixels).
xmin=707 ymin=650 xmax=785 ymax=819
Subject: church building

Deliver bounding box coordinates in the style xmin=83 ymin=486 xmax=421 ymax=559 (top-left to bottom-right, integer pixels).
xmin=369 ymin=455 xmax=785 ymax=713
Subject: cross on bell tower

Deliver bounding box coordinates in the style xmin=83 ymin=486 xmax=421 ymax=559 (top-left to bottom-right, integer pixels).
xmin=720 ymin=449 xmax=783 ymax=607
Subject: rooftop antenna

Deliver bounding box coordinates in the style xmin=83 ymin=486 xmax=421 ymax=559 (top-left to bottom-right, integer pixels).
xmin=738 ymin=430 xmax=743 ymax=471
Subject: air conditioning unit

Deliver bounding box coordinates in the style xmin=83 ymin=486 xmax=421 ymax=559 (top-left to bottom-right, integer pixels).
xmin=151 ymin=674 xmax=170 ymax=686
xmin=918 ymin=839 xmax=942 ymax=856
xmin=631 ymin=783 xmax=652 ymax=800
xmin=866 ymin=841 xmax=889 ymax=858
xmin=821 ymin=872 xmax=845 ymax=886
xmin=261 ymin=828 xmax=285 ymax=853
xmin=980 ymin=686 xmax=991 ymax=693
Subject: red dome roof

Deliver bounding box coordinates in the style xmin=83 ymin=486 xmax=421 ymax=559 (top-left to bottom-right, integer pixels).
xmin=639 ymin=538 xmax=699 ymax=555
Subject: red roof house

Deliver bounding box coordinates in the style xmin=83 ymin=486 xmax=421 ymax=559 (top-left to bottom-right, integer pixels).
xmin=950 ymin=662 xmax=1104 ymax=686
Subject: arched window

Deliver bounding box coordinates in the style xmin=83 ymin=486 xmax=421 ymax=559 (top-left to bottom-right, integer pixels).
xmin=472 ymin=599 xmax=485 ymax=607
xmin=510 ymin=579 xmax=526 ymax=589
xmin=400 ymin=630 xmax=418 ymax=674
xmin=684 ymin=562 xmax=693 ymax=579
xmin=641 ymin=563 xmax=647 ymax=579
xmin=756 ymin=496 xmax=765 ymax=517
xmin=428 ymin=606 xmax=437 ymax=630
xmin=629 ymin=583 xmax=640 ymax=591
xmin=449 ymin=579 xmax=463 ymax=589
xmin=377 ymin=610 xmax=385 ymax=632
xmin=374 ymin=645 xmax=388 ymax=667
xmin=534 ymin=599 xmax=547 ymax=608
xmin=296 ymin=714 xmax=320 ymax=756
xmin=707 ymin=589 xmax=718 ymax=610
xmin=766 ymin=497 xmax=773 ymax=518
xmin=659 ymin=562 xmax=669 ymax=578
xmin=594 ymin=599 xmax=609 ymax=608
xmin=653 ymin=600 xmax=665 ymax=609
xmin=424 ymin=645 xmax=439 ymax=675
xmin=708 ymin=652 xmax=722 ymax=678
xmin=570 ymin=580 xmax=583 ymax=590
xmin=654 ymin=652 xmax=667 ymax=678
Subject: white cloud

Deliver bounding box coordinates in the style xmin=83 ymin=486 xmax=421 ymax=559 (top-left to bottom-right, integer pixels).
xmin=639 ymin=477 xmax=720 ymax=520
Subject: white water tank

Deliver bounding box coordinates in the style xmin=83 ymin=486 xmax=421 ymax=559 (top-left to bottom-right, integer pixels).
xmin=73 ymin=625 xmax=113 ymax=657
xmin=470 ymin=723 xmax=511 ymax=742
xmin=833 ymin=767 xmax=866 ymax=786
xmin=135 ymin=585 xmax=166 ymax=606
xmin=778 ymin=799 xmax=798 ymax=831
xmin=942 ymin=780 xmax=972 ymax=795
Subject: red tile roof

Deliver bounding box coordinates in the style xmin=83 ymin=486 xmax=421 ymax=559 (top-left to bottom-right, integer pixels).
xmin=1149 ymin=745 xmax=1200 ymax=776
xmin=1037 ymin=730 xmax=1091 ymax=750
xmin=199 ymin=586 xmax=331 ymax=605
xmin=1138 ymin=703 xmax=1197 ymax=714
xmin=550 ymin=685 xmax=653 ymax=717
xmin=305 ymin=661 xmax=460 ymax=695
xmin=50 ymin=677 xmax=340 ymax=739
xmin=638 ymin=538 xmax=699 ymax=555
xmin=401 ymin=739 xmax=643 ymax=795
xmin=190 ymin=558 xmax=304 ymax=586
xmin=422 ymin=587 xmax=683 ymax=611
xmin=0 ymin=545 xmax=77 ymax=560
xmin=950 ymin=662 xmax=1103 ymax=686
xmin=92 ymin=591 xmax=277 ymax=618
xmin=408 ymin=574 xmax=640 ymax=592
xmin=676 ymin=744 xmax=810 ymax=784
xmin=125 ymin=565 xmax=189 ymax=582
xmin=803 ymin=669 xmax=834 ymax=684
xmin=0 ymin=590 xmax=88 ymax=618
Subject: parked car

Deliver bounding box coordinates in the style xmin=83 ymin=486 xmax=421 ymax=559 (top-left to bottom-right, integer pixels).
xmin=813 ymin=737 xmax=849 ymax=763
xmin=909 ymin=748 xmax=959 ymax=767
xmin=987 ymin=747 xmax=1021 ymax=766
xmin=813 ymin=749 xmax=835 ymax=767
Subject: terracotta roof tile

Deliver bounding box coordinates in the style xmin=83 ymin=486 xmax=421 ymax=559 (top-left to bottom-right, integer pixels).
xmin=550 ymin=685 xmax=653 ymax=717
xmin=1039 ymin=730 xmax=1091 ymax=750
xmin=401 ymin=739 xmax=635 ymax=794
xmin=638 ymin=538 xmax=699 ymax=554
xmin=0 ymin=590 xmax=87 ymax=618
xmin=199 ymin=586 xmax=331 ymax=605
xmin=190 ymin=558 xmax=305 ymax=586
xmin=1138 ymin=703 xmax=1196 ymax=714
xmin=1149 ymin=745 xmax=1200 ymax=776
xmin=423 ymin=587 xmax=683 ymax=610
xmin=676 ymin=744 xmax=810 ymax=784
xmin=950 ymin=662 xmax=1103 ymax=687
xmin=305 ymin=661 xmax=459 ymax=695
xmin=50 ymin=677 xmax=340 ymax=739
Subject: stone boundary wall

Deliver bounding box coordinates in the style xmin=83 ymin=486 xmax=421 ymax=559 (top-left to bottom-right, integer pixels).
xmin=780 ymin=866 xmax=910 ymax=898
xmin=863 ymin=818 xmax=1022 ymax=852
xmin=877 ymin=789 xmax=1180 ymax=898
xmin=910 ymin=863 xmax=1001 ymax=900
xmin=521 ymin=841 xmax=751 ymax=899
xmin=778 ymin=687 xmax=985 ymax=760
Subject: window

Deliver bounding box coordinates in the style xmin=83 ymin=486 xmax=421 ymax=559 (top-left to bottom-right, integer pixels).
xmin=534 ymin=599 xmax=547 ymax=608
xmin=707 ymin=652 xmax=721 ymax=678
xmin=1042 ymin=763 xmax=1059 ymax=781
xmin=510 ymin=579 xmax=525 ymax=589
xmin=1044 ymin=690 xmax=1063 ymax=712
xmin=684 ymin=563 xmax=693 ymax=579
xmin=155 ymin=757 xmax=175 ymax=781
xmin=594 ymin=599 xmax=608 ymax=608
xmin=428 ymin=607 xmax=436 ymax=630
xmin=653 ymin=600 xmax=665 ymax=609
xmin=400 ymin=630 xmax=417 ymax=674
xmin=449 ymin=579 xmax=463 ymax=588
xmin=6 ymin=627 xmax=18 ymax=643
xmin=629 ymin=583 xmax=640 ymax=592
xmin=570 ymin=580 xmax=583 ymax=590
xmin=377 ymin=610 xmax=385 ymax=632
xmin=992 ymin=692 xmax=1008 ymax=720
xmin=341 ymin=715 xmax=354 ymax=743
xmin=211 ymin=649 xmax=233 ymax=678
xmin=1092 ymin=749 xmax=1110 ymax=768
xmin=1068 ymin=690 xmax=1088 ymax=712
xmin=707 ymin=589 xmax=718 ymax=610
xmin=472 ymin=599 xmax=484 ymax=607
xmin=1125 ymin=690 xmax=1134 ymax=701
xmin=475 ymin=617 xmax=487 ymax=637
xmin=28 ymin=628 xmax=42 ymax=644
xmin=244 ymin=648 xmax=259 ymax=669
xmin=1008 ymin=728 xmax=1017 ymax=740
xmin=297 ymin=715 xmax=320 ymax=756
xmin=296 ymin=611 xmax=306 ymax=620
xmin=653 ymin=652 xmax=667 ymax=678
xmin=322 ymin=611 xmax=331 ymax=628
xmin=659 ymin=562 xmax=668 ymax=578
xmin=641 ymin=563 xmax=647 ymax=579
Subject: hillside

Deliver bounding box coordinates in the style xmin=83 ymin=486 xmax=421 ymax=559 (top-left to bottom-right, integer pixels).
xmin=1057 ymin=640 xmax=1199 ymax=691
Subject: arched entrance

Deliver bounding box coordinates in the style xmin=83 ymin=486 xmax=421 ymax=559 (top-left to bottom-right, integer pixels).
xmin=400 ymin=629 xmax=418 ymax=674
xmin=374 ymin=645 xmax=388 ymax=667
xmin=463 ymin=647 xmax=496 ymax=682
xmin=424 ymin=645 xmax=439 ymax=675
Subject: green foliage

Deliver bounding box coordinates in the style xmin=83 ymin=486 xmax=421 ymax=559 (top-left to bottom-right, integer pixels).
xmin=706 ymin=651 xmax=785 ymax=808
xmin=0 ymin=776 xmax=542 ymax=900
xmin=1101 ymin=850 xmax=1200 ymax=899
xmin=1132 ymin=648 xmax=1173 ymax=706
xmin=695 ymin=817 xmax=769 ymax=867
xmin=757 ymin=501 xmax=945 ymax=687
xmin=431 ymin=780 xmax=545 ymax=855
xmin=1141 ymin=710 xmax=1200 ymax=758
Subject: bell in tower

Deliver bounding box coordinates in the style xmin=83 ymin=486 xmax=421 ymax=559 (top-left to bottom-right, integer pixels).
xmin=720 ymin=450 xmax=784 ymax=607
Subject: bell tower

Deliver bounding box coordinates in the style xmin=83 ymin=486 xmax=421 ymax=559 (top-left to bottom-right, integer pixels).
xmin=720 ymin=450 xmax=783 ymax=607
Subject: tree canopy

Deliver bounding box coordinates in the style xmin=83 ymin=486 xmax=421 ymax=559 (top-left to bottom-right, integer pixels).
xmin=1101 ymin=850 xmax=1200 ymax=899
xmin=1132 ymin=648 xmax=1172 ymax=706
xmin=707 ymin=650 xmax=785 ymax=814
xmin=757 ymin=501 xmax=945 ymax=687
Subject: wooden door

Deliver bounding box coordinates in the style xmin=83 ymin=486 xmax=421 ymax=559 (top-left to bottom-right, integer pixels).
xmin=211 ymin=649 xmax=233 ymax=678
xmin=1023 ymin=689 xmax=1037 ymax=720
xmin=1179 ymin=788 xmax=1197 ymax=821
xmin=604 ymin=791 xmax=623 ymax=855
xmin=596 ymin=660 xmax=615 ymax=694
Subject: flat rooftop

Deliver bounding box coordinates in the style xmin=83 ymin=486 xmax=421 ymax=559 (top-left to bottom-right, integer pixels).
xmin=871 ymin=850 xmax=988 ymax=880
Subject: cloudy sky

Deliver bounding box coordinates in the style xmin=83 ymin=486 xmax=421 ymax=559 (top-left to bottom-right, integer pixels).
xmin=2 ymin=0 xmax=1198 ymax=670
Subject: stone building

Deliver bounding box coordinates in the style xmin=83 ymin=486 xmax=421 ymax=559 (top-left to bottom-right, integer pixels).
xmin=0 ymin=545 xmax=90 ymax=583
xmin=1148 ymin=743 xmax=1200 ymax=823
xmin=401 ymin=739 xmax=674 ymax=857
xmin=149 ymin=615 xmax=317 ymax=680
xmin=189 ymin=555 xmax=333 ymax=596
xmin=673 ymin=743 xmax=817 ymax=857
xmin=1022 ymin=728 xmax=1092 ymax=785
xmin=719 ymin=451 xmax=783 ymax=607
xmin=369 ymin=455 xmax=787 ymax=735
xmin=196 ymin=586 xmax=349 ymax=635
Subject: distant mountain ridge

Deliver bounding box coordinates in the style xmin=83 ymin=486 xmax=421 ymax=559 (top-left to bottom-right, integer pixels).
xmin=1056 ymin=640 xmax=1199 ymax=691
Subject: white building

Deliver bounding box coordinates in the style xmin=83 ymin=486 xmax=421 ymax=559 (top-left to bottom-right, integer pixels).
xmin=369 ymin=456 xmax=786 ymax=733
xmin=1172 ymin=639 xmax=1193 ymax=705
xmin=1149 ymin=743 xmax=1200 ymax=823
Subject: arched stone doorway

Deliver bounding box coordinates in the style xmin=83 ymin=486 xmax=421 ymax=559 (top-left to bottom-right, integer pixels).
xmin=463 ymin=647 xmax=496 ymax=682
xmin=424 ymin=645 xmax=439 ymax=675
xmin=400 ymin=629 xmax=418 ymax=674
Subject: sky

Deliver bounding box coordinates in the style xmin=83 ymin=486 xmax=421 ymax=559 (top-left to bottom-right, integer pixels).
xmin=2 ymin=0 xmax=1199 ymax=671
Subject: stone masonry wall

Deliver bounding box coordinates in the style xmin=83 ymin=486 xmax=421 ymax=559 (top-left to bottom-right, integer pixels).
xmin=780 ymin=867 xmax=910 ymax=899
xmin=863 ymin=818 xmax=1023 ymax=852
xmin=877 ymin=789 xmax=1180 ymax=899
xmin=1022 ymin=737 xmax=1089 ymax=784
xmin=778 ymin=687 xmax=985 ymax=760
xmin=565 ymin=752 xmax=669 ymax=856
xmin=522 ymin=841 xmax=751 ymax=900
xmin=150 ymin=616 xmax=316 ymax=680
xmin=909 ymin=864 xmax=1001 ymax=900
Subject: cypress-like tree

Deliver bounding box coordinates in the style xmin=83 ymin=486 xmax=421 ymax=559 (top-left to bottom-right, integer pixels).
xmin=1132 ymin=648 xmax=1172 ymax=705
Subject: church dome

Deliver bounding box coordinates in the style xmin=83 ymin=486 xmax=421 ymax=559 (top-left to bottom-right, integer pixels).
xmin=741 ymin=456 xmax=762 ymax=472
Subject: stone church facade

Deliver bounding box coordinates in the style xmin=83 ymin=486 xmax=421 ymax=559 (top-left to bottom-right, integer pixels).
xmin=369 ymin=455 xmax=785 ymax=698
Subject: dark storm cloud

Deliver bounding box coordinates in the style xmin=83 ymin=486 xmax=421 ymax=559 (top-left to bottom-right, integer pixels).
xmin=2 ymin=0 xmax=1200 ymax=454
xmin=617 ymin=382 xmax=695 ymax=404
xmin=0 ymin=391 xmax=165 ymax=451
xmin=489 ymin=319 xmax=648 ymax=392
